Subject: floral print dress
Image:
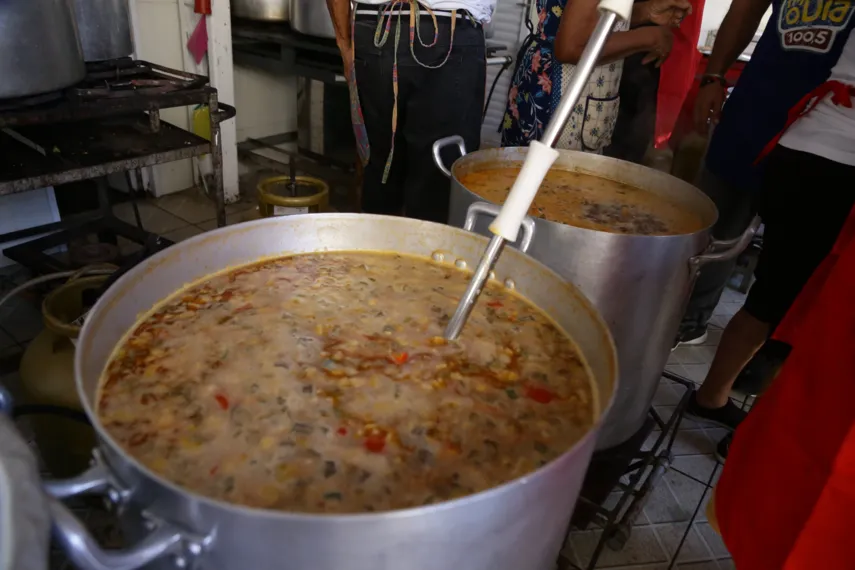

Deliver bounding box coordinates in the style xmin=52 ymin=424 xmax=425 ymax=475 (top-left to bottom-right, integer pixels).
xmin=501 ymin=0 xmax=628 ymax=151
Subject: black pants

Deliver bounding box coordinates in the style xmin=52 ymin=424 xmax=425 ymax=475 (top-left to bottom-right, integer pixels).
xmin=743 ymin=145 xmax=855 ymax=327
xmin=603 ymin=52 xmax=661 ymax=164
xmin=354 ymin=14 xmax=486 ymax=223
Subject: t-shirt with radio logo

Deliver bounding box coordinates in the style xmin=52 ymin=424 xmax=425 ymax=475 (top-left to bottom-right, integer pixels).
xmin=705 ymin=0 xmax=855 ymax=190
xmin=779 ymin=0 xmax=855 ymax=52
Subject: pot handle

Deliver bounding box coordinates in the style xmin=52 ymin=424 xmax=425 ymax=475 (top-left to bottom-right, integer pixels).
xmin=432 ymin=135 xmax=467 ymax=178
xmin=691 ymin=216 xmax=762 ymax=268
xmin=45 ymin=459 xmax=208 ymax=570
xmin=464 ymin=202 xmax=537 ymax=254
xmin=49 ymin=497 xmax=186 ymax=570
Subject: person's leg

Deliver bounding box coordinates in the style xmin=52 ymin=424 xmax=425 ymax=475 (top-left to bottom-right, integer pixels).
xmin=353 ymin=18 xmax=407 ymax=215
xmin=677 ymin=166 xmax=755 ymax=345
xmin=401 ymin=17 xmax=486 ymax=223
xmin=688 ymin=146 xmax=855 ymax=428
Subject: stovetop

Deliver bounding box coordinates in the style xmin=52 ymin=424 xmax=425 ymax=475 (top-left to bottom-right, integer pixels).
xmin=0 ymin=58 xmax=215 ymax=128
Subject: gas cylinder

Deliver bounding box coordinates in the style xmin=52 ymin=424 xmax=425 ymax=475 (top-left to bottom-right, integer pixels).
xmin=18 ymin=275 xmax=108 ymax=477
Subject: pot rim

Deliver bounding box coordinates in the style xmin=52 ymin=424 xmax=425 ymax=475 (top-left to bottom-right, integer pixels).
xmin=76 ymin=213 xmax=619 ymax=522
xmin=451 ymin=147 xmax=720 ymax=241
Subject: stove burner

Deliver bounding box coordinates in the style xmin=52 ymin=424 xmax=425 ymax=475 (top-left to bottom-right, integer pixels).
xmin=71 ymin=60 xmax=208 ymax=101
xmin=0 ymin=90 xmax=63 ymax=112
xmin=69 ymin=242 xmax=120 ymax=267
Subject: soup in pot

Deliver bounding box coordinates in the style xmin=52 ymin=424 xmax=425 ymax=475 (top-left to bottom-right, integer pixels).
xmin=98 ymin=251 xmax=596 ymax=514
xmin=459 ymin=166 xmax=704 ymax=235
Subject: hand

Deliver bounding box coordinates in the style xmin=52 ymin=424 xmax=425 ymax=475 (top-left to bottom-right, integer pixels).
xmin=641 ymin=27 xmax=673 ymax=68
xmin=693 ymin=82 xmax=726 ymax=135
xmin=646 ymin=0 xmax=692 ymax=27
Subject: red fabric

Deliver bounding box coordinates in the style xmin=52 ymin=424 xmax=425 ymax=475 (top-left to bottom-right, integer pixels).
xmin=716 ymin=204 xmax=855 ymax=570
xmin=754 ymin=80 xmax=855 ymax=164
xmin=654 ymin=0 xmax=705 ymax=148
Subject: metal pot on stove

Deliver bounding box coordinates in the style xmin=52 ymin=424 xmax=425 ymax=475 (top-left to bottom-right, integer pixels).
xmin=31 ymin=212 xmax=617 ymax=570
xmin=434 ymin=138 xmax=760 ymax=450
xmin=0 ymin=0 xmax=86 ymax=99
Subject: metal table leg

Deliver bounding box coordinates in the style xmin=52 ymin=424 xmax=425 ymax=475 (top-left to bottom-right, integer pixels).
xmin=209 ymin=91 xmax=226 ymax=228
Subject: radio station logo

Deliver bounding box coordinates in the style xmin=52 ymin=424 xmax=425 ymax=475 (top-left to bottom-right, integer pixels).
xmin=778 ymin=0 xmax=854 ymax=52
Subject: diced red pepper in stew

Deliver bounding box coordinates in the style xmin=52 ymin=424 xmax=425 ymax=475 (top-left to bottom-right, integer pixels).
xmin=487 ymin=300 xmax=503 ymax=308
xmin=363 ymin=428 xmax=388 ymax=453
xmin=364 ymin=437 xmax=386 ymax=453
xmin=337 ymin=427 xmax=348 ymax=436
xmin=214 ymin=393 xmax=230 ymax=410
xmin=388 ymin=352 xmax=409 ymax=365
xmin=233 ymin=303 xmax=254 ymax=313
xmin=525 ymin=386 xmax=556 ymax=404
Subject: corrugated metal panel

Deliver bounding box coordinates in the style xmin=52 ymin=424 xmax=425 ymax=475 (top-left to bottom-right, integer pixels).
xmin=481 ymin=0 xmax=532 ymax=147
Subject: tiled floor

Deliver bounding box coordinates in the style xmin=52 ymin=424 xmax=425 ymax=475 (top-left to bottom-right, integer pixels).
xmin=0 ymin=179 xmax=750 ymax=569
xmin=562 ymin=287 xmax=750 ymax=570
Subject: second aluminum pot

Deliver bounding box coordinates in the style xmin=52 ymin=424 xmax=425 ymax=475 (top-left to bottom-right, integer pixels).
xmin=43 ymin=211 xmax=617 ymax=570
xmin=434 ymin=138 xmax=760 ymax=450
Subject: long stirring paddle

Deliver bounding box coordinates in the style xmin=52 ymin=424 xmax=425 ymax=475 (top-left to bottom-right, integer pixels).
xmin=444 ymin=0 xmax=635 ymax=340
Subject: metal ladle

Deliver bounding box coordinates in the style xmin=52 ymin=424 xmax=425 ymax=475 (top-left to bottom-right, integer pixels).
xmin=444 ymin=0 xmax=635 ymax=340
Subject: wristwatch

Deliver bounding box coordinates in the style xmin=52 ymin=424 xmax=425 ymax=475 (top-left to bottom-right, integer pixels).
xmin=700 ymin=74 xmax=728 ymax=89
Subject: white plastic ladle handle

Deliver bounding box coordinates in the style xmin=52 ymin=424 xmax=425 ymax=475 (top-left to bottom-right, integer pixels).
xmin=598 ymin=0 xmax=634 ymax=22
xmin=489 ymin=141 xmax=559 ymax=242
xmin=488 ymin=0 xmax=634 ymax=244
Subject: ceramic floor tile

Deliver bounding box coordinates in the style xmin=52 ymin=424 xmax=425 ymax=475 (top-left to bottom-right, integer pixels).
xmin=153 ymin=189 xmax=220 ymax=224
xmin=669 ymin=455 xmax=719 ymax=486
xmin=0 ymin=295 xmax=43 ymax=343
xmin=701 ymin=428 xmax=729 ymax=451
xmin=671 ymin=429 xmax=716 ymax=457
xmin=667 ymin=351 xmax=681 ymax=366
xmin=720 ymin=288 xmax=746 ymax=304
xmin=680 ymin=364 xmax=710 ymax=386
xmin=162 ymin=225 xmax=204 ymax=243
xmin=559 ymin=536 xmax=581 ymax=569
xmin=653 ymin=381 xmax=682 ymax=406
xmin=708 ymin=314 xmax=732 ymax=330
xmin=113 ymin=201 xmax=187 ymax=234
xmin=664 ymin=470 xmax=711 ymax=523
xmin=643 ymin=473 xmax=688 ymax=524
xmin=571 ymin=526 xmax=667 ymax=568
xmin=673 ymin=346 xmax=716 ymax=366
xmin=655 ymin=523 xmax=714 ymax=564
xmin=700 ymin=329 xmax=722 ymax=347
xmin=695 ymin=522 xmax=730 ymax=560
xmin=655 ymin=406 xmax=700 ymax=430
xmin=665 ymin=363 xmax=686 ymax=378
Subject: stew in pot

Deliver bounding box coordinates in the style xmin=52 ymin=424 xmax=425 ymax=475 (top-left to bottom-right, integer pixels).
xmin=97 ymin=252 xmax=596 ymax=514
xmin=459 ymin=167 xmax=704 ymax=236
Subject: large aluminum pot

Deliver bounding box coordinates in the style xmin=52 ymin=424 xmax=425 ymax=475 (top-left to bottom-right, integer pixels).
xmin=232 ymin=0 xmax=290 ymax=22
xmin=43 ymin=212 xmax=617 ymax=570
xmin=72 ymin=0 xmax=134 ymax=62
xmin=434 ymin=138 xmax=760 ymax=450
xmin=0 ymin=0 xmax=85 ymax=99
xmin=292 ymin=0 xmax=336 ymax=38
